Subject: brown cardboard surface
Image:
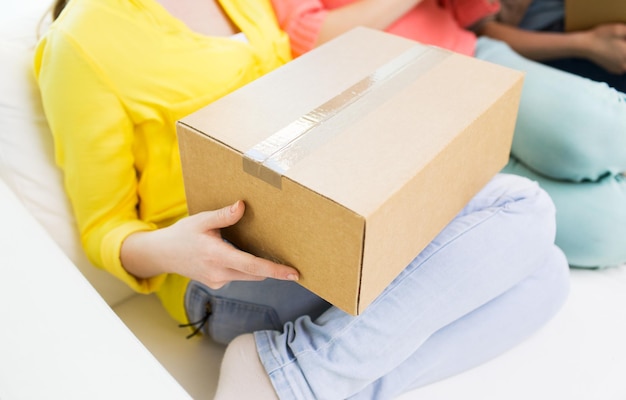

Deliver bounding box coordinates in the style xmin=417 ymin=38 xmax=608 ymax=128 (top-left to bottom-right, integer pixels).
xmin=565 ymin=0 xmax=626 ymax=31
xmin=177 ymin=27 xmax=524 ymax=315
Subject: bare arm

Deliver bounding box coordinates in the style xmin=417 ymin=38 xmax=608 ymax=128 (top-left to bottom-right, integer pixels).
xmin=121 ymin=200 xmax=300 ymax=289
xmin=478 ymin=20 xmax=626 ymax=74
xmin=316 ymin=0 xmax=423 ymax=46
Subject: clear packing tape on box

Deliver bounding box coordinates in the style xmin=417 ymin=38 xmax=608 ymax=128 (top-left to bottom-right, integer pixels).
xmin=242 ymin=45 xmax=449 ymax=189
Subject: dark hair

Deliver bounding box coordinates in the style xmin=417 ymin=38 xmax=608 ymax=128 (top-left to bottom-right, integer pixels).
xmin=37 ymin=0 xmax=67 ymax=36
xmin=52 ymin=0 xmax=69 ymax=20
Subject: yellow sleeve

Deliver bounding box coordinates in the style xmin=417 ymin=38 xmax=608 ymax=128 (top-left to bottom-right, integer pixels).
xmin=34 ymin=30 xmax=167 ymax=294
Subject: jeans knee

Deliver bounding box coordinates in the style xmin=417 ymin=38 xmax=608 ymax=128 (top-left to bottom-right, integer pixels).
xmin=561 ymin=234 xmax=626 ymax=269
xmin=532 ymin=246 xmax=570 ymax=319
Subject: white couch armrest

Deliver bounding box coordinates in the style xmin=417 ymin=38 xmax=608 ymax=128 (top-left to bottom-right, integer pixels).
xmin=0 ymin=178 xmax=191 ymax=399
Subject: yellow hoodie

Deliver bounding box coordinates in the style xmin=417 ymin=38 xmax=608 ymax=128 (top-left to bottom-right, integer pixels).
xmin=34 ymin=0 xmax=291 ymax=324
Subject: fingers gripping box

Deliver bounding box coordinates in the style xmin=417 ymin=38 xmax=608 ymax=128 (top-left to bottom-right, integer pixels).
xmin=177 ymin=27 xmax=524 ymax=315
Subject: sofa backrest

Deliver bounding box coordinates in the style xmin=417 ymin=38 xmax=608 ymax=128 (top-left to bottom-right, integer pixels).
xmin=0 ymin=1 xmax=135 ymax=307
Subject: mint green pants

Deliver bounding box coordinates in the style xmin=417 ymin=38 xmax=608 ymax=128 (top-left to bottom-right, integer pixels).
xmin=476 ymin=37 xmax=626 ymax=268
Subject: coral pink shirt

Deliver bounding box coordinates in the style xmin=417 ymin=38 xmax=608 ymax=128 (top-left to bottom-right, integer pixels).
xmin=271 ymin=0 xmax=500 ymax=57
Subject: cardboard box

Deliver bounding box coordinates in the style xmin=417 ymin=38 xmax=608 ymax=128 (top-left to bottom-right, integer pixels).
xmin=565 ymin=0 xmax=626 ymax=31
xmin=177 ymin=27 xmax=524 ymax=315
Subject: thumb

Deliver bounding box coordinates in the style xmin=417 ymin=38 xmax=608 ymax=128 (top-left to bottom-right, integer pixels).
xmin=197 ymin=200 xmax=246 ymax=232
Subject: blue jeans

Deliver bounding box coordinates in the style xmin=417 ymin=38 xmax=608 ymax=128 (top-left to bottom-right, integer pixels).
xmin=475 ymin=37 xmax=626 ymax=268
xmin=186 ymin=173 xmax=569 ymax=399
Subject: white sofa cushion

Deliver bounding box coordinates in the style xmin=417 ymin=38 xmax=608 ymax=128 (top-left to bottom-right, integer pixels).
xmin=0 ymin=3 xmax=134 ymax=306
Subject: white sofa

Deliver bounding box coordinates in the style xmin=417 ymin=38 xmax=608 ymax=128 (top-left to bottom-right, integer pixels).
xmin=2 ymin=1 xmax=626 ymax=399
